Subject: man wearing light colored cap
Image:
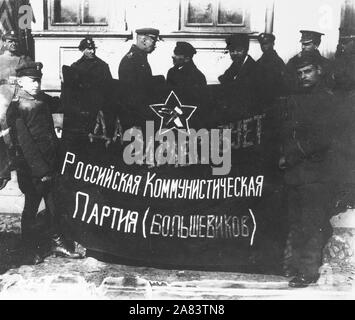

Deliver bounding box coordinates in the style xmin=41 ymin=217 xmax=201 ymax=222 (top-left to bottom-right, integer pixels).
xmin=0 ymin=30 xmax=32 ymax=191
xmin=286 ymin=30 xmax=332 ymax=92
xmin=119 ymin=28 xmax=161 ymax=87
xmin=167 ymin=41 xmax=206 ymax=89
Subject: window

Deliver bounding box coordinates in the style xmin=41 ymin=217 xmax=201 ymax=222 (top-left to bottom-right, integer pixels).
xmin=181 ymin=0 xmax=250 ymax=33
xmin=47 ymin=0 xmax=126 ymax=32
xmin=51 ymin=0 xmax=107 ymax=25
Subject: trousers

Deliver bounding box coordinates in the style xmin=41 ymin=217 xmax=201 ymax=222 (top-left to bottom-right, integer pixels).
xmin=286 ymin=183 xmax=333 ymax=277
xmin=17 ymin=169 xmax=59 ymax=246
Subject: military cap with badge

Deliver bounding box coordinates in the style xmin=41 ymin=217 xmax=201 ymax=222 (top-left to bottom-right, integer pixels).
xmin=2 ymin=30 xmax=19 ymax=42
xmin=78 ymin=37 xmax=96 ymax=51
xmin=16 ymin=61 xmax=43 ymax=79
xmin=258 ymin=33 xmax=275 ymax=44
xmin=300 ymin=30 xmax=324 ymax=45
xmin=136 ymin=28 xmax=161 ymax=41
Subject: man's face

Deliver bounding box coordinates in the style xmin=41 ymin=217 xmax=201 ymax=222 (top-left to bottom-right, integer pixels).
xmin=339 ymin=39 xmax=355 ymax=55
xmin=302 ymin=41 xmax=318 ymax=53
xmin=229 ymin=47 xmax=247 ymax=62
xmin=18 ymin=76 xmax=41 ymax=96
xmin=297 ymin=64 xmax=321 ymax=88
xmin=82 ymin=47 xmax=96 ymax=59
xmin=172 ymin=54 xmax=189 ymax=67
xmin=4 ymin=39 xmax=19 ymax=53
xmin=143 ymin=36 xmax=157 ymax=54
xmin=260 ymin=41 xmax=274 ymax=53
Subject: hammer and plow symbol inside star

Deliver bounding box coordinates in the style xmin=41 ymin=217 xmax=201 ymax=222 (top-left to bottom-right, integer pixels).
xmin=149 ymin=91 xmax=197 ymax=135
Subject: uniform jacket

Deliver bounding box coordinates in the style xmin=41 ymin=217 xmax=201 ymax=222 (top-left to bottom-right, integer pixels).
xmin=0 ymin=54 xmax=32 ymax=180
xmin=68 ymin=55 xmax=112 ymax=124
xmin=333 ymin=52 xmax=355 ymax=91
xmin=0 ymin=54 xmax=33 ymax=127
xmin=7 ymin=89 xmax=59 ymax=180
xmin=281 ymin=85 xmax=337 ymax=186
xmin=257 ymin=49 xmax=287 ymax=102
xmin=0 ymin=54 xmax=32 ymax=83
xmin=218 ymin=55 xmax=259 ymax=89
xmin=71 ymin=55 xmax=112 ymax=89
xmin=167 ymin=61 xmax=207 ymax=89
xmin=118 ymin=45 xmax=153 ymax=87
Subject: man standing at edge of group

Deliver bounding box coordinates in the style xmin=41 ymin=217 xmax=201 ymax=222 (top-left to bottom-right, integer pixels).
xmin=280 ymin=53 xmax=337 ymax=288
xmin=331 ymin=27 xmax=355 ymax=213
xmin=6 ymin=61 xmax=84 ymax=264
xmin=286 ymin=30 xmax=333 ymax=92
xmin=0 ymin=31 xmax=33 ymax=191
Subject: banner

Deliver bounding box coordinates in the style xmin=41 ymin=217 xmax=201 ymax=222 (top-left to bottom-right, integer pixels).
xmin=56 ymin=69 xmax=287 ymax=271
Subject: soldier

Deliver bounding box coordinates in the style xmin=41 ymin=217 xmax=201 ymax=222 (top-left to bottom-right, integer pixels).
xmin=166 ymin=42 xmax=207 ymax=89
xmin=286 ymin=30 xmax=332 ymax=92
xmin=333 ymin=27 xmax=355 ymax=92
xmin=257 ymin=33 xmax=287 ymax=103
xmin=331 ymin=27 xmax=355 ymax=212
xmin=218 ymin=33 xmax=258 ymax=89
xmin=6 ymin=61 xmax=84 ymax=264
xmin=0 ymin=31 xmax=32 ymax=190
xmin=279 ymin=53 xmax=337 ymax=288
xmin=71 ymin=37 xmax=112 ymax=88
xmin=119 ymin=28 xmax=161 ymax=88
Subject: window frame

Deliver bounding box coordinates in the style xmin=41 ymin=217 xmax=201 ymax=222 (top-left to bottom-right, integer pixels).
xmin=46 ymin=0 xmax=126 ymax=32
xmin=180 ymin=0 xmax=251 ymax=34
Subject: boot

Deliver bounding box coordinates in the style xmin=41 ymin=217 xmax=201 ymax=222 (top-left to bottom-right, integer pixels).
xmin=21 ymin=238 xmax=44 ymax=266
xmin=51 ymin=235 xmax=85 ymax=259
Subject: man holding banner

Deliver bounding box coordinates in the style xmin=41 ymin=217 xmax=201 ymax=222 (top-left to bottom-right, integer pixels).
xmin=280 ymin=53 xmax=337 ymax=288
xmin=6 ymin=60 xmax=84 ymax=264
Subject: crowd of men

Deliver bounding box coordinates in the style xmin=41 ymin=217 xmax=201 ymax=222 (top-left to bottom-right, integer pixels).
xmin=1 ymin=26 xmax=355 ymax=288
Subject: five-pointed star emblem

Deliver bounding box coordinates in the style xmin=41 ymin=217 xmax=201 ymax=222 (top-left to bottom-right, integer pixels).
xmin=149 ymin=91 xmax=197 ymax=135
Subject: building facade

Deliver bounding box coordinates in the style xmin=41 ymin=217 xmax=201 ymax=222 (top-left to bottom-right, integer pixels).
xmin=25 ymin=0 xmax=343 ymax=92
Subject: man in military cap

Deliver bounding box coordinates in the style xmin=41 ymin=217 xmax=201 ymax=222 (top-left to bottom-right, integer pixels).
xmin=68 ymin=37 xmax=112 ymax=133
xmin=218 ymin=33 xmax=258 ymax=88
xmin=6 ymin=61 xmax=84 ymax=264
xmin=333 ymin=27 xmax=355 ymax=91
xmin=166 ymin=41 xmax=207 ymax=89
xmin=286 ymin=30 xmax=332 ymax=92
xmin=119 ymin=28 xmax=162 ymax=88
xmin=257 ymin=33 xmax=287 ymax=103
xmin=71 ymin=37 xmax=112 ymax=88
xmin=0 ymin=30 xmax=33 ymax=191
xmin=330 ymin=27 xmax=355 ymax=214
xmin=279 ymin=53 xmax=337 ymax=287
